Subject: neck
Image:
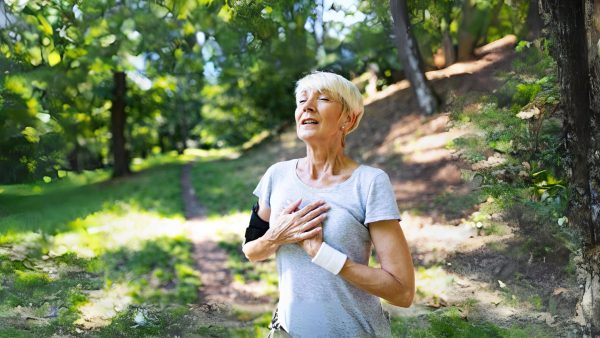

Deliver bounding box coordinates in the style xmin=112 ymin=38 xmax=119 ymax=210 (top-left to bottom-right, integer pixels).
xmin=302 ymin=141 xmax=348 ymax=178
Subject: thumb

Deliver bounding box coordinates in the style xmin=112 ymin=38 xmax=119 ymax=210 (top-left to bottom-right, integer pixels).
xmin=282 ymin=198 xmax=302 ymax=214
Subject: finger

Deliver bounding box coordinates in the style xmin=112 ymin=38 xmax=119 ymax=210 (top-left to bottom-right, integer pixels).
xmin=282 ymin=198 xmax=302 ymax=214
xmin=302 ymin=214 xmax=326 ymax=232
xmin=298 ymin=226 xmax=322 ymax=240
xmin=296 ymin=200 xmax=325 ymax=217
xmin=301 ymin=205 xmax=329 ymax=223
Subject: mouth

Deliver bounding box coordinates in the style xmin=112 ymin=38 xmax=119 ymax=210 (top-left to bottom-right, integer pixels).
xmin=300 ymin=118 xmax=319 ymax=125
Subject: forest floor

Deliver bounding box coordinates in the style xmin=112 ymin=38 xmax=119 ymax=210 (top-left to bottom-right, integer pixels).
xmin=183 ymin=36 xmax=581 ymax=337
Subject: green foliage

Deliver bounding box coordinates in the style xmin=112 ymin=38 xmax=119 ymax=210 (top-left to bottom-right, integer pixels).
xmin=447 ymin=39 xmax=575 ymax=283
xmin=0 ymin=0 xmax=536 ymax=183
xmin=13 ymin=270 xmax=51 ymax=289
xmin=1 ymin=0 xmax=321 ymax=182
xmin=390 ymin=307 xmax=551 ymax=337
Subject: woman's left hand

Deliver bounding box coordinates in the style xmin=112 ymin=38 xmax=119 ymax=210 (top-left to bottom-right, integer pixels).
xmin=300 ymin=224 xmax=323 ymax=258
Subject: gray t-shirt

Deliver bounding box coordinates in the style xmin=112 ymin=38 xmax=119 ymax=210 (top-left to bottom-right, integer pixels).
xmin=253 ymin=159 xmax=401 ymax=338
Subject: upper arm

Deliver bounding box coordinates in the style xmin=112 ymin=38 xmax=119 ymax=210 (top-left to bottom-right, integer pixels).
xmin=257 ymin=199 xmax=271 ymax=223
xmin=369 ymin=220 xmax=414 ymax=289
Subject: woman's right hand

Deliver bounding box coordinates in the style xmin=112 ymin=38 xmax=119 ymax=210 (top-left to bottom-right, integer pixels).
xmin=264 ymin=198 xmax=328 ymax=245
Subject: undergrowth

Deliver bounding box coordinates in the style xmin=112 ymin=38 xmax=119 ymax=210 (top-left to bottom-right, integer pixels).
xmin=0 ymin=159 xmax=203 ymax=337
xmin=444 ymin=38 xmax=578 ymax=319
xmin=391 ymin=307 xmax=551 ymax=337
xmin=447 ymin=39 xmax=571 ymax=244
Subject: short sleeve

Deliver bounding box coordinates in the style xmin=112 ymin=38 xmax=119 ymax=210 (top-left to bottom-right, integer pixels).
xmin=365 ymin=172 xmax=401 ymax=225
xmin=253 ymin=165 xmax=274 ymax=208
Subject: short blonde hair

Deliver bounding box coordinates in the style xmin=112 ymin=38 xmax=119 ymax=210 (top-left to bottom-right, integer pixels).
xmin=295 ymin=71 xmax=364 ymax=134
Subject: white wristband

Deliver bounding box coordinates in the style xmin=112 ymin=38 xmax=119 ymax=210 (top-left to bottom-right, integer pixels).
xmin=311 ymin=242 xmax=347 ymax=275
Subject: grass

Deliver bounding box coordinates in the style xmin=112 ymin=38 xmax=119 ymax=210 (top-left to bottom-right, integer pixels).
xmin=217 ymin=232 xmax=278 ymax=295
xmin=0 ymin=153 xmax=205 ymax=336
xmin=0 ymin=163 xmax=184 ymax=236
xmin=391 ymin=307 xmax=552 ymax=337
xmin=190 ymin=150 xmax=271 ymax=217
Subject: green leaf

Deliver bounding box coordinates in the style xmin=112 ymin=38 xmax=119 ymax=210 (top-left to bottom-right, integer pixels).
xmin=28 ymin=46 xmax=43 ymax=66
xmin=22 ymin=126 xmax=40 ymax=143
xmin=37 ymin=14 xmax=53 ymax=35
xmin=48 ymin=50 xmax=61 ymax=66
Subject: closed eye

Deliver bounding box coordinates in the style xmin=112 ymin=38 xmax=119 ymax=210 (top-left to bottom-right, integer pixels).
xmin=318 ymin=97 xmax=330 ymax=101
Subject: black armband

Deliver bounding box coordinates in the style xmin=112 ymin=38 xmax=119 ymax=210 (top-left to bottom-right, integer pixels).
xmin=244 ymin=202 xmax=270 ymax=243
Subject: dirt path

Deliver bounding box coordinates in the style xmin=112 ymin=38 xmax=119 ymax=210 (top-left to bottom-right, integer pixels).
xmin=181 ymin=163 xmax=206 ymax=220
xmin=180 ymin=162 xmax=273 ymax=315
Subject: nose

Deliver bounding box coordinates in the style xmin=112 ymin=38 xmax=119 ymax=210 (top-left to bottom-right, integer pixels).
xmin=301 ymin=96 xmax=317 ymax=112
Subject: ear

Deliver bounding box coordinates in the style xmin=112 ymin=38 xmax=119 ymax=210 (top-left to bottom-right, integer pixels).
xmin=344 ymin=113 xmax=358 ymax=131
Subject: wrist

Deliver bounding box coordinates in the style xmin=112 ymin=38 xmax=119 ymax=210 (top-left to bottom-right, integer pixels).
xmin=311 ymin=242 xmax=347 ymax=275
xmin=307 ymin=242 xmax=322 ymax=258
xmin=263 ymin=230 xmax=281 ymax=249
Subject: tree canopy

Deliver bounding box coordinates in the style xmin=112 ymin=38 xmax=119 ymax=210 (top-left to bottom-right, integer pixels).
xmin=0 ymin=0 xmax=533 ymax=183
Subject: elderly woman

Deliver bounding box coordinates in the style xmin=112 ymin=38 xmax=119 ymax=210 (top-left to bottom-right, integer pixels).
xmin=242 ymin=72 xmax=414 ymax=337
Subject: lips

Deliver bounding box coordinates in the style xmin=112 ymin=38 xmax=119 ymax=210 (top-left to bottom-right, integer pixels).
xmin=301 ymin=118 xmax=319 ymax=125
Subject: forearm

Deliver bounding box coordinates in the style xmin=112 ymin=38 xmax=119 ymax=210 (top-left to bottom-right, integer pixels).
xmin=338 ymin=258 xmax=414 ymax=307
xmin=242 ymin=234 xmax=279 ymax=262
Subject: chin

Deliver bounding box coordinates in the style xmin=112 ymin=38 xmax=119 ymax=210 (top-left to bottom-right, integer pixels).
xmin=297 ymin=131 xmax=317 ymax=142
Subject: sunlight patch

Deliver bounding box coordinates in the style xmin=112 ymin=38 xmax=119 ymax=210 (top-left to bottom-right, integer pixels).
xmin=189 ymin=212 xmax=250 ymax=241
xmin=54 ymin=209 xmax=188 ymax=258
xmin=75 ymin=283 xmax=133 ymax=330
xmin=415 ymin=265 xmax=454 ymax=308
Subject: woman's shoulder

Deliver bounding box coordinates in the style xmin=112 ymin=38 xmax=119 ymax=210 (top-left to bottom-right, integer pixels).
xmin=355 ymin=164 xmax=389 ymax=180
xmin=263 ymin=159 xmax=298 ymax=176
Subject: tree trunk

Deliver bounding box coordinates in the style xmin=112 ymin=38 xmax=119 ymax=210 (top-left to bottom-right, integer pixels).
xmin=525 ymin=0 xmax=542 ymax=40
xmin=390 ymin=0 xmax=439 ymax=115
xmin=479 ymin=0 xmax=504 ymax=45
xmin=584 ymin=0 xmax=600 ymax=331
xmin=457 ymin=0 xmax=478 ymax=61
xmin=457 ymin=0 xmax=502 ymax=61
xmin=110 ymin=71 xmax=130 ymax=177
xmin=441 ymin=19 xmax=455 ymax=67
xmin=541 ymin=0 xmax=600 ymax=334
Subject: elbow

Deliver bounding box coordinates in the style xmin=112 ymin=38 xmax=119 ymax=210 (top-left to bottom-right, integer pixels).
xmin=241 ymin=245 xmax=254 ymax=262
xmin=389 ymin=284 xmax=415 ymax=308
xmin=241 ymin=244 xmax=252 ymax=261
xmin=241 ymin=244 xmax=262 ymax=263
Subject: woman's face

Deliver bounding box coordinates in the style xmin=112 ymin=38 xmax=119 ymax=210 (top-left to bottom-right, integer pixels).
xmin=295 ymin=89 xmax=346 ymax=145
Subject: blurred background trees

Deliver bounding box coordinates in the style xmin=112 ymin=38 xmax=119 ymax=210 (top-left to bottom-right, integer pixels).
xmin=0 ymin=0 xmax=536 ymax=183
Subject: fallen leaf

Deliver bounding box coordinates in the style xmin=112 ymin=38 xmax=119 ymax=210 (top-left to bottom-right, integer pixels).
xmin=516 ymin=106 xmax=541 ymax=120
xmin=553 ymin=287 xmax=568 ymax=296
